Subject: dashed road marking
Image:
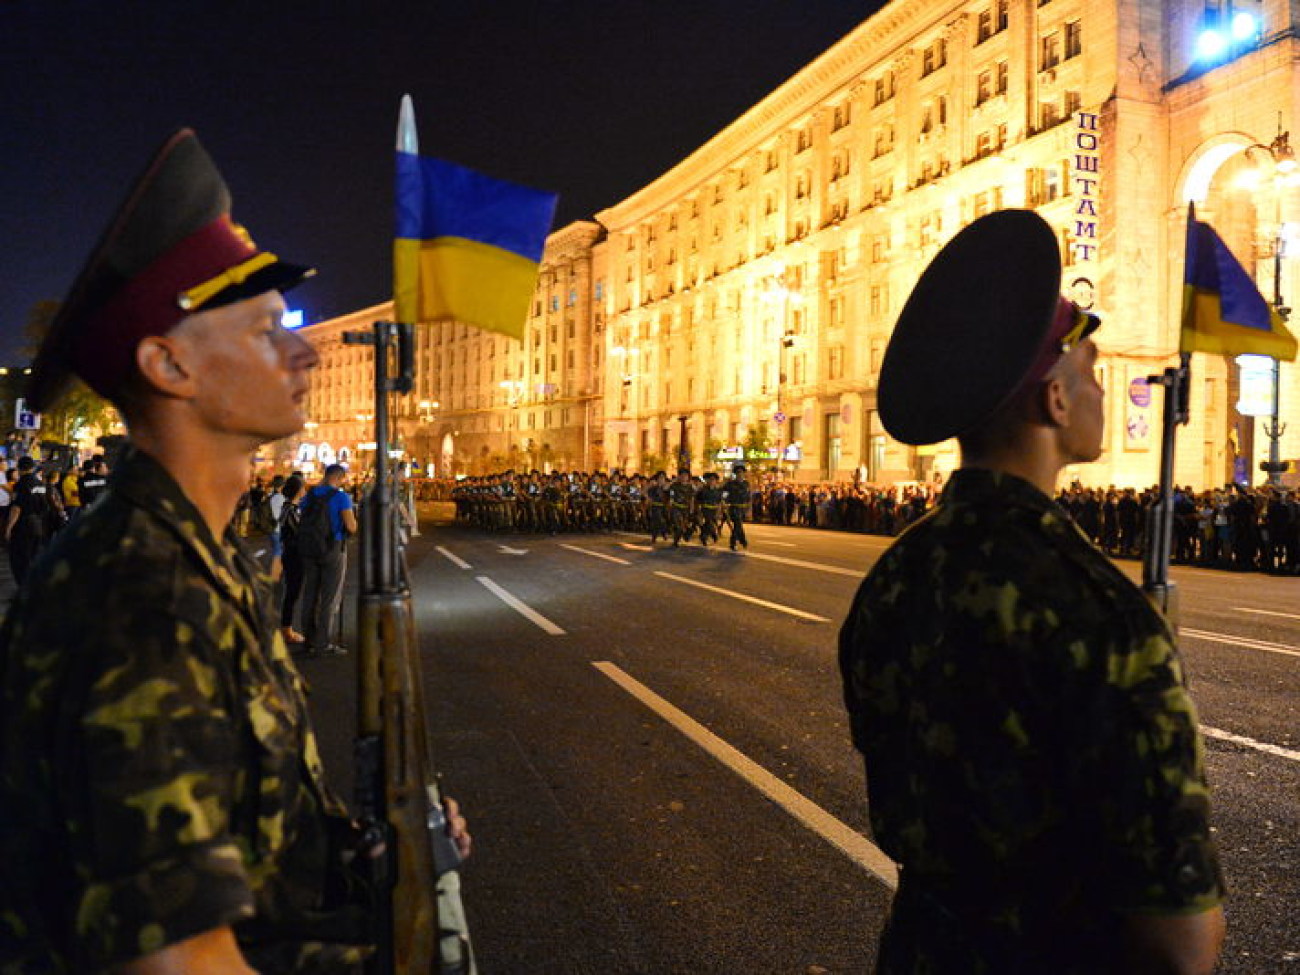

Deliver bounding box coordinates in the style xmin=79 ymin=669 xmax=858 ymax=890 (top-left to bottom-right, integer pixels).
xmin=475 ymin=576 xmax=566 ymax=635
xmin=593 ymin=661 xmax=898 ymax=888
xmin=560 ymin=544 xmax=631 ymax=565
xmin=1234 ymin=607 xmax=1300 ymax=622
xmin=654 ymin=571 xmax=831 ymax=622
xmin=437 ymin=546 xmax=472 ymax=570
xmin=741 ymin=550 xmax=864 ymax=578
xmin=1201 ymin=725 xmax=1300 ymax=763
xmin=1183 ymin=628 xmax=1300 ymax=659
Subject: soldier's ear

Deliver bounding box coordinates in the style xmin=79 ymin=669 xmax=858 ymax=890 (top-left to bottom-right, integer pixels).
xmin=135 ymin=334 xmax=200 ymax=399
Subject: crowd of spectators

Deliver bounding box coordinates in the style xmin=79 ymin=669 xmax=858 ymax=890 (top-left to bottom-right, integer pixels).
xmin=410 ymin=470 xmax=1300 ymax=575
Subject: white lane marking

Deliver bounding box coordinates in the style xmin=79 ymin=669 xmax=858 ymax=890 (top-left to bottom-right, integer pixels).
xmin=1201 ymin=725 xmax=1300 ymax=764
xmin=498 ymin=545 xmax=529 ymax=555
xmin=741 ymin=550 xmax=864 ymax=578
xmin=620 ymin=543 xmax=654 ymax=552
xmin=762 ymin=541 xmax=798 ymax=548
xmin=593 ymin=661 xmax=898 ymax=888
xmin=1182 ymin=628 xmax=1300 ymax=659
xmin=654 ymin=571 xmax=831 ymax=622
xmin=1234 ymin=607 xmax=1300 ymax=621
xmin=560 ymin=544 xmax=631 ymax=565
xmin=475 ymin=576 xmax=566 ymax=635
xmin=437 ymin=546 xmax=472 ymax=570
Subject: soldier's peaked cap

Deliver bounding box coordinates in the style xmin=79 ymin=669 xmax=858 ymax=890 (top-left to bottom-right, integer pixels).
xmin=878 ymin=209 xmax=1098 ymax=446
xmin=28 ymin=129 xmax=314 ymax=410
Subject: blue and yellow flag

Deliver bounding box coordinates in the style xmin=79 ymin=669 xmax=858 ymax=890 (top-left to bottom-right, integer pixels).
xmin=393 ymin=103 xmax=558 ymax=339
xmin=1180 ymin=203 xmax=1296 ymax=361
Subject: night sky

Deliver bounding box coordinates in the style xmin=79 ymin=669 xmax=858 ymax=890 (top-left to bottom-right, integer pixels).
xmin=2 ymin=1 xmax=882 ymax=363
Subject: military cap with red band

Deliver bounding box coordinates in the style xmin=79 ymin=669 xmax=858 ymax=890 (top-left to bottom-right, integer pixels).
xmin=878 ymin=209 xmax=1100 ymax=446
xmin=27 ymin=129 xmax=314 ymax=410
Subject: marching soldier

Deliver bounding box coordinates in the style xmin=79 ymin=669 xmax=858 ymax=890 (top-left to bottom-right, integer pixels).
xmin=722 ymin=462 xmax=751 ymax=551
xmin=667 ymin=468 xmax=697 ymax=547
xmin=696 ymin=472 xmax=724 ymax=546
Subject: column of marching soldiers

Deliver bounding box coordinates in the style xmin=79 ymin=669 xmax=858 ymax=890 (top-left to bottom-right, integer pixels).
xmin=451 ymin=465 xmax=753 ymax=550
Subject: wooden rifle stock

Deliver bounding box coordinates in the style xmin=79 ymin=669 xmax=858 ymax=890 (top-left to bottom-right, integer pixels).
xmin=345 ymin=321 xmax=475 ymax=975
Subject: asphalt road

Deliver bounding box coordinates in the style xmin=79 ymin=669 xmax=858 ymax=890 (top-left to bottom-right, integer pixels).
xmin=301 ymin=510 xmax=1298 ymax=974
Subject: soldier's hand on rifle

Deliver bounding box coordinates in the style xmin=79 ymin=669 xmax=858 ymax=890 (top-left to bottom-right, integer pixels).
xmin=443 ymin=795 xmax=472 ymax=861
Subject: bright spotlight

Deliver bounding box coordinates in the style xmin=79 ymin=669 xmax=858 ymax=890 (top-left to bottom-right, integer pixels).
xmin=1231 ymin=11 xmax=1259 ymax=41
xmin=1196 ymin=28 xmax=1227 ymax=61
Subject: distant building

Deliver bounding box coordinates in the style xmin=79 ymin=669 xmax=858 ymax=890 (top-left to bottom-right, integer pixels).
xmin=308 ymin=0 xmax=1299 ymax=488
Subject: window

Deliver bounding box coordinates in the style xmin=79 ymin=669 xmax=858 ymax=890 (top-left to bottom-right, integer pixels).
xmin=1064 ymin=89 xmax=1081 ymax=117
xmin=1026 ymin=166 xmax=1063 ymax=205
xmin=795 ymin=174 xmax=808 ymax=199
xmin=976 ymin=0 xmax=1008 ymax=42
xmin=873 ymin=123 xmax=894 ymax=158
xmin=870 ymin=285 xmax=889 ymax=318
xmin=550 ymin=295 xmax=560 ymax=312
xmin=873 ymin=70 xmax=896 ymax=106
xmin=567 ymin=288 xmax=577 ymax=307
xmin=832 ymin=103 xmax=852 ymax=130
xmin=977 ymin=69 xmax=993 ymax=106
xmin=765 ymin=149 xmax=778 ymax=172
xmin=828 ymin=345 xmax=844 ymax=380
xmin=796 ymin=127 xmax=812 ymax=152
xmin=1065 ymin=20 xmax=1082 ymax=59
xmin=996 ymin=60 xmax=1009 ymax=95
xmin=922 ymin=38 xmax=947 ymax=76
xmin=1039 ymin=99 xmax=1062 ymax=130
xmin=594 ymin=280 xmax=604 ymax=300
xmin=1040 ymin=31 xmax=1061 ymax=71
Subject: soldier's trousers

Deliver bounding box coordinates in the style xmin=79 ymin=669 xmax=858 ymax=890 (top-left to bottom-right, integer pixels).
xmin=727 ymin=505 xmax=748 ymax=549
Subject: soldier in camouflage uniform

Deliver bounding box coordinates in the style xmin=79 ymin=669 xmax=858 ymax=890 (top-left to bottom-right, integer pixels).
xmin=0 ymin=130 xmax=459 ymax=974
xmin=838 ymin=211 xmax=1224 ymax=974
xmin=666 ymin=468 xmax=697 ymax=547
xmin=721 ymin=462 xmax=751 ymax=551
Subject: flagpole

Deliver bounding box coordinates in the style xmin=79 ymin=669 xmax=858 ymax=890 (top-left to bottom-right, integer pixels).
xmin=1140 ymin=351 xmax=1191 ymax=629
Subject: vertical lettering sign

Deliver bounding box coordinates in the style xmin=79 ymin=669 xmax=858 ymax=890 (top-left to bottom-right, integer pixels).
xmin=1072 ymin=112 xmax=1100 ymax=261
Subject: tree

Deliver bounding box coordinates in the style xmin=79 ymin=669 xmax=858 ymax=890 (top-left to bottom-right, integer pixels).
xmin=19 ymin=300 xmax=120 ymax=448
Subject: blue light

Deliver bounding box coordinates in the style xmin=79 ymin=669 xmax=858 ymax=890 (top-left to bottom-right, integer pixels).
xmin=1231 ymin=11 xmax=1259 ymax=41
xmin=1196 ymin=28 xmax=1227 ymax=61
xmin=283 ymin=309 xmax=305 ymax=330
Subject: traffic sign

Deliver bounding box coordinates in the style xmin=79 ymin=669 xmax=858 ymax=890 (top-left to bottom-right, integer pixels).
xmin=773 ymin=411 xmax=786 ymax=425
xmin=14 ymin=398 xmax=40 ymax=431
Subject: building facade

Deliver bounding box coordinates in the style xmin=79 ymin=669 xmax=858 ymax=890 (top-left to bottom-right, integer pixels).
xmin=307 ymin=0 xmax=1299 ymax=489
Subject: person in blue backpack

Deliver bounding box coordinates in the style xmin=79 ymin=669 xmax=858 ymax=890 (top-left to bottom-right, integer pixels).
xmin=298 ymin=463 xmax=357 ymax=657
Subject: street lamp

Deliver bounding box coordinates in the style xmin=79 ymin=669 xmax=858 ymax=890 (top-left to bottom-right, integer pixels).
xmin=1240 ymin=121 xmax=1299 ymax=485
xmin=761 ymin=264 xmax=803 ymax=474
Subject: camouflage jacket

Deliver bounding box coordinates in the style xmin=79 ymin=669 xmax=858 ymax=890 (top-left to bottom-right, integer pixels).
xmin=0 ymin=449 xmax=368 ymax=973
xmin=839 ymin=468 xmax=1223 ymax=974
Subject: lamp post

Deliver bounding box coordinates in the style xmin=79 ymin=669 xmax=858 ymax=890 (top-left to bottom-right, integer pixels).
xmin=760 ymin=264 xmax=802 ymax=476
xmin=1241 ymin=121 xmax=1298 ymax=485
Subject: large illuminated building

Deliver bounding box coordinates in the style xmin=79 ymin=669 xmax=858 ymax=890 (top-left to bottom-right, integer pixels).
xmin=306 ymin=0 xmax=1297 ymax=488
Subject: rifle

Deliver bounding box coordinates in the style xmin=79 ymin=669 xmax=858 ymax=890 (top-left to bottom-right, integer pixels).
xmin=1140 ymin=352 xmax=1191 ymax=632
xmin=343 ymin=320 xmax=476 ymax=975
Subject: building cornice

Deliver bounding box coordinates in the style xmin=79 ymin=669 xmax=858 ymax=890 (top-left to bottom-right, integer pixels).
xmin=596 ymin=0 xmax=945 ymax=230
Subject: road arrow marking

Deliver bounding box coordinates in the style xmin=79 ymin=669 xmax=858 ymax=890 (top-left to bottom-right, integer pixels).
xmin=653 ymin=571 xmax=831 ymax=622
xmin=476 ymin=576 xmax=564 ymax=635
xmin=593 ymin=661 xmax=898 ymax=889
xmin=436 ymin=546 xmax=472 ymax=570
xmin=560 ymin=544 xmax=631 ymax=565
xmin=497 ymin=545 xmax=530 ymax=555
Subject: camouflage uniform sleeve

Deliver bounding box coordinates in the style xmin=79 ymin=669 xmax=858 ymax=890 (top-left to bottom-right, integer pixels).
xmin=70 ymin=607 xmax=256 ymax=968
xmin=1064 ymin=607 xmax=1225 ymax=916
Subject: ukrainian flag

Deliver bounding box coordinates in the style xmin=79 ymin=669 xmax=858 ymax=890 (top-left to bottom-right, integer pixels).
xmin=1180 ymin=203 xmax=1297 ymax=361
xmin=394 ymin=137 xmax=557 ymax=339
